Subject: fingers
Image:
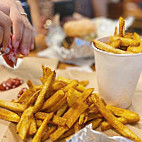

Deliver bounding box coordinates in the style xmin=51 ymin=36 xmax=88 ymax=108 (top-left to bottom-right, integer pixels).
xmin=0 ymin=3 xmax=10 ymax=16
xmin=0 ymin=10 xmax=11 ymax=48
xmin=10 ymin=1 xmax=34 ymax=55
xmin=0 ymin=26 xmax=4 ymax=47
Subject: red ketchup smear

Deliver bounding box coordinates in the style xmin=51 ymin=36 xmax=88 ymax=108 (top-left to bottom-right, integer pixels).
xmin=17 ymin=87 xmax=27 ymax=98
xmin=2 ymin=35 xmax=19 ymax=68
xmin=0 ymin=78 xmax=24 ymax=91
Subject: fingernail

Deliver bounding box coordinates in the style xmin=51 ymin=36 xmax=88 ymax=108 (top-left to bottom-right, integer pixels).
xmin=13 ymin=41 xmax=19 ymax=48
xmin=22 ymin=48 xmax=29 ymax=55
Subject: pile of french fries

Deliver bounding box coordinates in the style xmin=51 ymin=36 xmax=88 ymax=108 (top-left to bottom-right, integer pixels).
xmin=0 ymin=66 xmax=141 ymax=142
xmin=93 ymin=17 xmax=142 ymax=54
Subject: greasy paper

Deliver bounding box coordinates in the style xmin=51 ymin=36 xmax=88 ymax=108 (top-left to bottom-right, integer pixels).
xmin=0 ymin=59 xmax=142 ymax=141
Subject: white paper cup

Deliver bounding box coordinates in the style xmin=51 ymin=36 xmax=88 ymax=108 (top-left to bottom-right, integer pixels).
xmin=92 ymin=37 xmax=142 ymax=108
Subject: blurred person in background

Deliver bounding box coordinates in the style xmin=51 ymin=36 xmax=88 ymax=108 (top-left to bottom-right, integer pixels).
xmin=27 ymin=0 xmax=108 ymax=35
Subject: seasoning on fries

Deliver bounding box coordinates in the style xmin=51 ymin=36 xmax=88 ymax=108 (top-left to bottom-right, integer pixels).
xmin=93 ymin=17 xmax=142 ymax=54
xmin=0 ymin=65 xmax=141 ymax=142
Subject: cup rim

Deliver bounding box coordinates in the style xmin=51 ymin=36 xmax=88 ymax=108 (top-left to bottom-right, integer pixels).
xmin=92 ymin=36 xmax=142 ymax=57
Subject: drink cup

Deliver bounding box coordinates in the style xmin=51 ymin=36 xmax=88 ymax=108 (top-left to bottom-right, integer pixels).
xmin=92 ymin=37 xmax=142 ymax=108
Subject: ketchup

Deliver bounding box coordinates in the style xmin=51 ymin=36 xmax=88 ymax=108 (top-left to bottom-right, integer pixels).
xmin=0 ymin=78 xmax=24 ymax=91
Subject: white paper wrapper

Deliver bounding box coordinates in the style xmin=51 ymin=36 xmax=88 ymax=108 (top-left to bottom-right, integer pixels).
xmin=67 ymin=125 xmax=133 ymax=142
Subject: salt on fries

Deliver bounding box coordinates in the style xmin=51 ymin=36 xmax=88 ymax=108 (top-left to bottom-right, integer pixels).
xmin=93 ymin=17 xmax=142 ymax=54
xmin=0 ymin=66 xmax=141 ymax=142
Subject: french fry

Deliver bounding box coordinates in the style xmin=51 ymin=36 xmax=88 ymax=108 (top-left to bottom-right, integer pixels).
xmin=91 ymin=94 xmax=141 ymax=142
xmin=109 ymin=39 xmax=121 ymax=48
xmin=18 ymin=107 xmax=33 ymax=140
xmin=56 ymin=104 xmax=68 ymax=117
xmin=52 ymin=115 xmax=67 ymax=126
xmin=127 ymin=46 xmax=142 ymax=53
xmin=0 ymin=108 xmax=20 ymax=122
xmin=59 ymin=127 xmax=74 ymax=140
xmin=62 ymin=102 xmax=88 ymax=128
xmin=119 ymin=17 xmax=125 ymax=37
xmin=52 ymin=81 xmax=66 ymax=90
xmin=50 ymin=126 xmax=68 ymax=141
xmin=0 ymin=100 xmax=26 ymax=112
xmin=79 ymin=112 xmax=87 ymax=125
xmin=87 ymin=113 xmax=102 ymax=121
xmin=29 ymin=115 xmax=37 ymax=135
xmin=106 ymin=105 xmax=140 ymax=122
xmin=46 ymin=95 xmax=67 ymax=112
xmin=101 ymin=117 xmax=128 ymax=131
xmin=36 ymin=119 xmax=43 ymax=128
xmin=88 ymin=104 xmax=99 ymax=114
xmin=114 ymin=26 xmax=117 ymax=36
xmin=74 ymin=121 xmax=82 ymax=133
xmin=79 ymin=80 xmax=89 ymax=87
xmin=124 ymin=33 xmax=133 ymax=39
xmin=33 ymin=71 xmax=56 ymax=113
xmin=93 ymin=40 xmax=132 ymax=54
xmin=42 ymin=126 xmax=57 ymax=141
xmin=88 ymin=118 xmax=102 ymax=130
xmin=133 ymin=32 xmax=140 ymax=40
xmin=41 ymin=90 xmax=65 ymax=110
xmin=25 ymin=90 xmax=40 ymax=108
xmin=32 ymin=112 xmax=53 ymax=142
xmin=110 ymin=36 xmax=140 ymax=47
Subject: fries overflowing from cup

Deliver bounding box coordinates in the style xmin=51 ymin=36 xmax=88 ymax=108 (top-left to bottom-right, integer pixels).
xmin=0 ymin=65 xmax=141 ymax=141
xmin=93 ymin=17 xmax=142 ymax=54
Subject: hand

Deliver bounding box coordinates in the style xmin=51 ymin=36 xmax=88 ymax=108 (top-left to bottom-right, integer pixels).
xmin=1 ymin=0 xmax=34 ymax=55
xmin=0 ymin=4 xmax=11 ymax=50
xmin=10 ymin=1 xmax=34 ymax=55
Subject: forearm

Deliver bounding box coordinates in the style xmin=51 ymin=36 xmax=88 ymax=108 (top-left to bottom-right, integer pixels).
xmin=27 ymin=0 xmax=41 ymax=29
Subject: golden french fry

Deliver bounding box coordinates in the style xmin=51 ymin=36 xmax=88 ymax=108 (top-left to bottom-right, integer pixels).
xmin=0 ymin=108 xmax=20 ymax=122
xmin=127 ymin=46 xmax=142 ymax=53
xmin=41 ymin=90 xmax=64 ymax=110
xmin=101 ymin=117 xmax=128 ymax=131
xmin=88 ymin=118 xmax=102 ymax=130
xmin=50 ymin=126 xmax=68 ymax=141
xmin=52 ymin=80 xmax=66 ymax=90
xmin=46 ymin=95 xmax=67 ymax=112
xmin=56 ymin=104 xmax=68 ymax=117
xmin=88 ymin=104 xmax=99 ymax=114
xmin=35 ymin=112 xmax=47 ymax=120
xmin=29 ymin=115 xmax=37 ymax=135
xmin=79 ymin=112 xmax=87 ymax=125
xmin=26 ymin=90 xmax=40 ymax=108
xmin=87 ymin=113 xmax=102 ymax=122
xmin=91 ymin=94 xmax=141 ymax=142
xmin=52 ymin=115 xmax=67 ymax=126
xmin=42 ymin=126 xmax=57 ymax=141
xmin=36 ymin=119 xmax=43 ymax=128
xmin=109 ymin=39 xmax=121 ymax=48
xmin=79 ymin=80 xmax=89 ymax=87
xmin=18 ymin=107 xmax=33 ymax=140
xmin=74 ymin=121 xmax=82 ymax=133
xmin=133 ymin=32 xmax=141 ymax=40
xmin=0 ymin=100 xmax=26 ymax=112
xmin=124 ymin=33 xmax=133 ymax=39
xmin=59 ymin=128 xmax=74 ymax=140
xmin=32 ymin=112 xmax=54 ymax=142
xmin=119 ymin=17 xmax=125 ymax=37
xmin=114 ymin=26 xmax=117 ymax=36
xmin=106 ymin=105 xmax=140 ymax=122
xmin=33 ymin=71 xmax=56 ymax=113
xmin=63 ymin=102 xmax=88 ymax=128
xmin=110 ymin=36 xmax=140 ymax=47
xmin=93 ymin=40 xmax=132 ymax=54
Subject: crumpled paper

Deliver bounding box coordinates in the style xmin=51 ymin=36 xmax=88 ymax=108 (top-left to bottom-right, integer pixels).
xmin=67 ymin=125 xmax=133 ymax=142
xmin=38 ymin=16 xmax=134 ymax=66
